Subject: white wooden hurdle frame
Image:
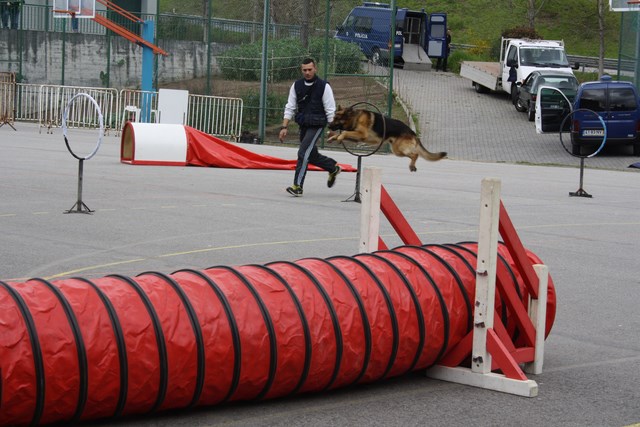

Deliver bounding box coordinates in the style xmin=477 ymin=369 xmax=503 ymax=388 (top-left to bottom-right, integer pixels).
xmin=359 ymin=167 xmax=549 ymax=397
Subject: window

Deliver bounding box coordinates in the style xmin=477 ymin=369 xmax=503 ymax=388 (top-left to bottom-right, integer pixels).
xmin=354 ymin=16 xmax=373 ymax=33
xmin=520 ymin=49 xmax=534 ymax=66
xmin=608 ymin=88 xmax=637 ymax=111
xmin=507 ymin=46 xmax=518 ymax=64
xmin=344 ymin=15 xmax=355 ymax=28
xmin=579 ymin=89 xmax=606 ymax=112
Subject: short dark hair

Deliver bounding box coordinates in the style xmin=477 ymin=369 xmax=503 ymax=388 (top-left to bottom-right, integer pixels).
xmin=302 ymin=57 xmax=316 ymax=66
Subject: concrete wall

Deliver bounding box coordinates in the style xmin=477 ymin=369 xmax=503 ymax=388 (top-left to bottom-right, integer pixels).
xmin=0 ymin=29 xmax=225 ymax=88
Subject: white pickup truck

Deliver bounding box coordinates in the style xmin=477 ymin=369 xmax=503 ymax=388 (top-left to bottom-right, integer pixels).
xmin=460 ymin=37 xmax=578 ymax=101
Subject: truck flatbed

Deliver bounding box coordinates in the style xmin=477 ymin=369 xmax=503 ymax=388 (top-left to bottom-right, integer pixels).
xmin=459 ymin=61 xmax=501 ymax=92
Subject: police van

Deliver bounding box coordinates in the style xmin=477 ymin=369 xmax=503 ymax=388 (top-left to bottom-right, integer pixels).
xmin=335 ymin=2 xmax=447 ymax=71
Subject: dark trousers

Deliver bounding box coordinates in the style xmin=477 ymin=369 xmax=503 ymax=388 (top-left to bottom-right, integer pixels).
xmin=435 ymin=56 xmax=448 ymax=71
xmin=294 ymin=126 xmax=337 ymax=188
xmin=0 ymin=4 xmax=9 ymax=28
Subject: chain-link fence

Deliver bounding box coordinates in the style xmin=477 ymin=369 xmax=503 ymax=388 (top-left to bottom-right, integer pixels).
xmin=160 ymin=0 xmax=396 ymax=145
xmin=1 ymin=1 xmax=404 ymax=144
xmin=618 ymin=11 xmax=640 ymax=88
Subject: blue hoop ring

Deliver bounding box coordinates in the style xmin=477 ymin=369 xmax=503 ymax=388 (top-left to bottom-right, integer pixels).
xmin=559 ymin=108 xmax=607 ymax=159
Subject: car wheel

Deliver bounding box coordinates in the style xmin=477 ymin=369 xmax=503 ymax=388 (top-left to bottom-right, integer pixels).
xmin=515 ymin=97 xmax=527 ymax=112
xmin=370 ymin=48 xmax=381 ymax=65
xmin=510 ymin=85 xmax=519 ymax=105
xmin=571 ymin=143 xmax=582 ymax=156
xmin=527 ymin=103 xmax=535 ymax=121
xmin=633 ymin=141 xmax=640 ymax=156
xmin=474 ymin=82 xmax=489 ymax=93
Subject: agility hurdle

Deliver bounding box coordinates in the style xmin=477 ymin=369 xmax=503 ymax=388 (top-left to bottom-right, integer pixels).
xmin=359 ymin=167 xmax=550 ymax=397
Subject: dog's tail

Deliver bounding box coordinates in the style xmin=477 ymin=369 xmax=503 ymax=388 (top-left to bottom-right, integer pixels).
xmin=417 ymin=138 xmax=447 ymax=161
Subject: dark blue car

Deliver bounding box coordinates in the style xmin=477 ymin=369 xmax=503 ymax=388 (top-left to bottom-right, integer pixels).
xmin=571 ymin=75 xmax=640 ymax=156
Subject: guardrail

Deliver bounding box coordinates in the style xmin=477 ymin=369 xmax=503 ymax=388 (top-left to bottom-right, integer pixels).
xmin=566 ymin=54 xmax=635 ymax=73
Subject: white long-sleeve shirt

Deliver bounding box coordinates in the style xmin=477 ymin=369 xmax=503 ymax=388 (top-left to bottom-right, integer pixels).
xmin=283 ymin=79 xmax=336 ymax=123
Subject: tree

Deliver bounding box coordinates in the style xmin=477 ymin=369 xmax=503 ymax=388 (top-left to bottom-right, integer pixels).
xmin=597 ymin=0 xmax=605 ymax=76
xmin=526 ymin=0 xmax=546 ymax=29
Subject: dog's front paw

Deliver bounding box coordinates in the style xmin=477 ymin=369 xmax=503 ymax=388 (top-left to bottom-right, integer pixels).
xmin=409 ymin=166 xmax=417 ymax=172
xmin=327 ymin=130 xmax=339 ymax=141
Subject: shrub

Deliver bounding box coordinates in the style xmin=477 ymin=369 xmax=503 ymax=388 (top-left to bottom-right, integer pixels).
xmin=502 ymin=27 xmax=542 ymax=40
xmin=218 ymin=43 xmax=263 ymax=81
xmin=240 ymin=90 xmax=289 ymax=129
xmin=308 ymin=37 xmax=364 ymax=74
xmin=218 ymin=36 xmax=363 ymax=82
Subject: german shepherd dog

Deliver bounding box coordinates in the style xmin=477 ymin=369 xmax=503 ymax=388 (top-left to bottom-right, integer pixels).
xmin=327 ymin=106 xmax=446 ymax=172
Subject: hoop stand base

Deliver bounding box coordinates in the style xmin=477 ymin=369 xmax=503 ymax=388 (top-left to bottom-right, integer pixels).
xmin=64 ymin=159 xmax=94 ymax=214
xmin=65 ymin=201 xmax=94 ymax=214
xmin=343 ymin=157 xmax=363 ymax=203
xmin=569 ymin=188 xmax=592 ymax=198
xmin=569 ymin=157 xmax=592 ymax=198
xmin=0 ymin=120 xmax=17 ymax=131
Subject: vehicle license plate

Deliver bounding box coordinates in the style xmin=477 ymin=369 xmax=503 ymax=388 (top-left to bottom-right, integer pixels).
xmin=582 ymin=129 xmax=604 ymax=137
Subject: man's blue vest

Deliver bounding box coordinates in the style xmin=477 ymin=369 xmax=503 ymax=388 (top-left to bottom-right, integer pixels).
xmin=294 ymin=78 xmax=328 ymax=128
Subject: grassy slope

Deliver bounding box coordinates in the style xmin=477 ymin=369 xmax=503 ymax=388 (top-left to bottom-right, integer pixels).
xmin=417 ymin=0 xmax=621 ymax=57
xmin=160 ymin=0 xmax=622 ymax=58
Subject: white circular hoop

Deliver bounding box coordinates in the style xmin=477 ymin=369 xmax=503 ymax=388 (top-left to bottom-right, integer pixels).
xmin=62 ymin=92 xmax=105 ymax=161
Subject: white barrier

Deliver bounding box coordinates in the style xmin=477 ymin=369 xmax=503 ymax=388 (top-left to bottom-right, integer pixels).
xmin=187 ymin=93 xmax=243 ymax=140
xmin=12 ymin=84 xmax=244 ymax=140
xmin=37 ymin=84 xmax=119 ymax=134
xmin=13 ymin=83 xmax=40 ymax=123
xmin=117 ymin=89 xmax=158 ymax=134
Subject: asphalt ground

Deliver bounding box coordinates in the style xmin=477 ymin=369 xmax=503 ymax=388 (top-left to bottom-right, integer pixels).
xmin=1 ymin=69 xmax=640 ymax=427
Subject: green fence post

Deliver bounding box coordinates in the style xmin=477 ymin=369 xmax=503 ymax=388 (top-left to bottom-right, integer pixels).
xmin=206 ymin=0 xmax=213 ymax=96
xmin=258 ymin=0 xmax=270 ymax=143
xmin=387 ymin=0 xmax=396 ymax=117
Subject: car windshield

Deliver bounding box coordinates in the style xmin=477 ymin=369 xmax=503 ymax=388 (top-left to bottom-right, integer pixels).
xmin=520 ymin=48 xmax=570 ymax=67
xmin=533 ymin=76 xmax=578 ymax=92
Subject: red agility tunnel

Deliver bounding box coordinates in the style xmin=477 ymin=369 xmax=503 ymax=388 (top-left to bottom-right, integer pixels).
xmin=0 ymin=243 xmax=556 ymax=426
xmin=119 ymin=123 xmax=357 ymax=172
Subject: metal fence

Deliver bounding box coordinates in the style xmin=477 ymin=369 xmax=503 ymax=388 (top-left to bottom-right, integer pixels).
xmin=188 ymin=93 xmax=243 ymax=138
xmin=36 ymin=84 xmax=119 ymax=133
xmin=8 ymin=82 xmax=243 ymax=139
xmin=0 ymin=72 xmax=16 ymax=129
xmin=3 ymin=1 xmax=394 ymax=144
xmin=15 ymin=4 xmax=304 ymax=42
xmin=619 ymin=11 xmax=640 ymax=86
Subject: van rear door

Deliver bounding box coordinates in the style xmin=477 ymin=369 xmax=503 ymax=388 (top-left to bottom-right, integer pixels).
xmin=393 ymin=8 xmax=407 ymax=57
xmin=605 ymin=86 xmax=639 ymax=140
xmin=427 ymin=13 xmax=447 ymax=59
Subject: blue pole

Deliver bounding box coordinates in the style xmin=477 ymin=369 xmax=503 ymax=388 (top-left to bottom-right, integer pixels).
xmin=141 ymin=20 xmax=155 ymax=122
